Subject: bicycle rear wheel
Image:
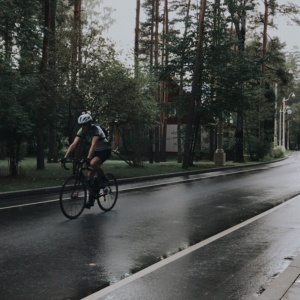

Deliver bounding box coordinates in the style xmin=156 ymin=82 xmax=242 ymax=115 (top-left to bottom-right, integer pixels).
xmin=60 ymin=176 xmax=87 ymax=219
xmin=97 ymin=173 xmax=118 ymax=212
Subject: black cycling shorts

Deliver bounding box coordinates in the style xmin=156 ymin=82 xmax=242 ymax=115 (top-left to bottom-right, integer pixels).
xmin=93 ymin=149 xmax=111 ymax=163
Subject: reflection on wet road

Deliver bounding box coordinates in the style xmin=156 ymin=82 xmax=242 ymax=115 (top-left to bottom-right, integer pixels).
xmin=1 ymin=153 xmax=300 ymax=299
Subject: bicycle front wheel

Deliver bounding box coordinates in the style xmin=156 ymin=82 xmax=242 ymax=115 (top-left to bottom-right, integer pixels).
xmin=97 ymin=173 xmax=118 ymax=212
xmin=60 ymin=176 xmax=87 ymax=219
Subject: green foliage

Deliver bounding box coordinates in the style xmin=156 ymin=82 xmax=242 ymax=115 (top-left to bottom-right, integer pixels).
xmin=95 ymin=67 xmax=159 ymax=167
xmin=223 ymin=129 xmax=236 ymax=161
xmin=271 ymin=147 xmax=285 ymax=159
xmin=0 ymin=0 xmax=298 ymax=174
xmin=0 ymin=62 xmax=35 ymax=175
xmin=246 ymin=136 xmax=273 ymax=161
xmin=0 ymin=156 xmax=258 ymax=192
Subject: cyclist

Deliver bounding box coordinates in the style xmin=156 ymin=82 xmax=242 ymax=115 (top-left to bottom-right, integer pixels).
xmin=61 ymin=113 xmax=111 ymax=207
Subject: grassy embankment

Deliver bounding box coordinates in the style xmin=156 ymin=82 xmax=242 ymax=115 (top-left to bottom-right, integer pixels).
xmin=0 ymin=155 xmax=271 ymax=192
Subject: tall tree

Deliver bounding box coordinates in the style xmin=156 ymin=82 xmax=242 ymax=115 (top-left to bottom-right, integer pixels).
xmin=182 ymin=0 xmax=207 ymax=169
xmin=140 ymin=0 xmax=156 ymax=163
xmin=261 ymin=0 xmax=270 ymax=74
xmin=47 ymin=0 xmax=58 ymax=163
xmin=134 ymin=0 xmax=141 ymax=71
xmin=160 ymin=0 xmax=169 ymax=162
xmin=36 ymin=0 xmax=52 ymax=170
xmin=177 ymin=0 xmax=191 ymax=163
xmin=225 ymin=0 xmax=252 ymax=162
xmin=154 ymin=0 xmax=160 ymax=163
xmin=68 ymin=0 xmax=84 ymax=144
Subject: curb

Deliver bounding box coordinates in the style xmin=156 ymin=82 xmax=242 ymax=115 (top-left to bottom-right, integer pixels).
xmin=259 ymin=255 xmax=300 ymax=300
xmin=0 ymin=157 xmax=287 ymax=200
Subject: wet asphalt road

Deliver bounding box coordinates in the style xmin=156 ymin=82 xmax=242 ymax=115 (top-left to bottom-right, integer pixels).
xmin=1 ymin=153 xmax=300 ymax=300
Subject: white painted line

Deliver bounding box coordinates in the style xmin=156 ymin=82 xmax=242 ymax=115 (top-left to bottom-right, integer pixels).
xmin=81 ymin=194 xmax=300 ymax=300
xmin=0 ymin=199 xmax=59 ymax=210
xmin=0 ymin=165 xmax=273 ymax=210
xmin=0 ymin=170 xmax=245 ymax=209
xmin=120 ymin=167 xmax=273 ymax=192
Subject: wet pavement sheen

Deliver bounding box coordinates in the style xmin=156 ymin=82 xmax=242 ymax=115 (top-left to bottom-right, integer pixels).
xmin=2 ymin=154 xmax=300 ymax=299
xmin=83 ymin=195 xmax=300 ymax=300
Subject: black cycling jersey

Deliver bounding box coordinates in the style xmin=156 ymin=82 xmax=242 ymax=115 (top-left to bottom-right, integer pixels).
xmin=77 ymin=124 xmax=111 ymax=151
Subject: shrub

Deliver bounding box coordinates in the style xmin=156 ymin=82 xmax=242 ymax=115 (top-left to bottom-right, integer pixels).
xmin=271 ymin=146 xmax=285 ymax=159
xmin=247 ymin=137 xmax=272 ymax=161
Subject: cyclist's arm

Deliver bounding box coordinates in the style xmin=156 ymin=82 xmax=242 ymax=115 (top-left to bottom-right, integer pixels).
xmin=87 ymin=136 xmax=99 ymax=160
xmin=64 ymin=136 xmax=81 ymax=159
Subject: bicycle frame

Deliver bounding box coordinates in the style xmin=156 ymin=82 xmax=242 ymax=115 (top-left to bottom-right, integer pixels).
xmin=60 ymin=158 xmax=119 ymax=219
xmin=64 ymin=159 xmax=91 ymax=186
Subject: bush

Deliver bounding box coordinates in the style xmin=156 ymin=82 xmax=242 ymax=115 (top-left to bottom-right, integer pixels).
xmin=247 ymin=137 xmax=272 ymax=161
xmin=271 ymin=146 xmax=285 ymax=159
xmin=223 ymin=132 xmax=235 ymax=161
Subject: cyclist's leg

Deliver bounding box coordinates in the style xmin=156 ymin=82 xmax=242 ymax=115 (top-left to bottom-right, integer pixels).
xmin=92 ymin=149 xmax=111 ymax=178
xmin=90 ymin=156 xmax=104 ymax=177
xmin=85 ymin=152 xmax=106 ymax=208
xmin=86 ymin=151 xmax=104 ymax=187
xmin=87 ymin=165 xmax=96 ymax=179
xmin=85 ymin=156 xmax=102 ymax=208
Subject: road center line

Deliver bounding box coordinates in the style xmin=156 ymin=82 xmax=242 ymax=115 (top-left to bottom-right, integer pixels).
xmin=0 ymin=199 xmax=59 ymax=210
xmin=0 ymin=167 xmax=275 ymax=210
xmin=0 ymin=165 xmax=275 ymax=210
xmin=81 ymin=194 xmax=300 ymax=300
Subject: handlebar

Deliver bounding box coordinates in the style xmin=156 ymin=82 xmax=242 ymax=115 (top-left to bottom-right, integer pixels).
xmin=60 ymin=159 xmax=75 ymax=170
xmin=60 ymin=158 xmax=93 ymax=171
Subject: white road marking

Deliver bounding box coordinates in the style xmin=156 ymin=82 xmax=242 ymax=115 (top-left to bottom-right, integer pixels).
xmin=0 ymin=199 xmax=59 ymax=210
xmin=81 ymin=195 xmax=300 ymax=300
xmin=0 ymin=166 xmax=276 ymax=210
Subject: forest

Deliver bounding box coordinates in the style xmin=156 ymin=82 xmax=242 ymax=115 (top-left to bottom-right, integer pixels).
xmin=1 ymin=0 xmax=300 ymax=176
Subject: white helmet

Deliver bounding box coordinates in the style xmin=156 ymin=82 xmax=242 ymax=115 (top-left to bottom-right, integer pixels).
xmin=78 ymin=113 xmax=93 ymax=124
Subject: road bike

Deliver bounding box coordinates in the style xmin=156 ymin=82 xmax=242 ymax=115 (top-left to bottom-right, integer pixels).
xmin=60 ymin=158 xmax=118 ymax=219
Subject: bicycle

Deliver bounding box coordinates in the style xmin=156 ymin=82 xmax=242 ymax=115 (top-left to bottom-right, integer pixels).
xmin=59 ymin=158 xmax=118 ymax=219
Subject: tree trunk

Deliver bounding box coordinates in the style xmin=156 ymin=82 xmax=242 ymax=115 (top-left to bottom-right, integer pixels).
xmin=36 ymin=129 xmax=45 ymax=170
xmin=148 ymin=0 xmax=155 ymax=163
xmin=134 ymin=0 xmax=140 ymax=72
xmin=69 ymin=0 xmax=83 ymax=142
xmin=182 ymin=0 xmax=207 ymax=169
xmin=226 ymin=0 xmax=246 ymax=163
xmin=0 ymin=143 xmax=5 ymax=160
xmin=154 ymin=0 xmax=160 ymax=163
xmin=160 ymin=0 xmax=169 ymax=162
xmin=261 ymin=0 xmax=269 ymax=74
xmin=259 ymin=0 xmax=269 ymax=144
xmin=177 ymin=0 xmax=191 ymax=164
xmin=3 ymin=15 xmax=12 ymax=162
xmin=47 ymin=0 xmax=58 ymax=163
xmin=177 ymin=122 xmax=182 ymax=163
xmin=234 ymin=9 xmax=246 ymax=163
xmin=40 ymin=0 xmax=50 ymax=72
xmin=37 ymin=0 xmax=51 ymax=170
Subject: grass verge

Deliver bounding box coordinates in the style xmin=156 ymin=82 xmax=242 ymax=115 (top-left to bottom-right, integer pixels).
xmin=0 ymin=156 xmax=270 ymax=193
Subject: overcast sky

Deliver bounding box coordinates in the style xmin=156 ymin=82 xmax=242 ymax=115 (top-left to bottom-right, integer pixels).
xmin=101 ymin=0 xmax=137 ymax=64
xmin=101 ymin=0 xmax=300 ymax=64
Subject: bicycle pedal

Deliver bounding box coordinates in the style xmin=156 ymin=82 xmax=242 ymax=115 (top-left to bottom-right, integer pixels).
xmin=71 ymin=191 xmax=79 ymax=199
xmin=100 ymin=189 xmax=109 ymax=197
xmin=85 ymin=201 xmax=94 ymax=209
